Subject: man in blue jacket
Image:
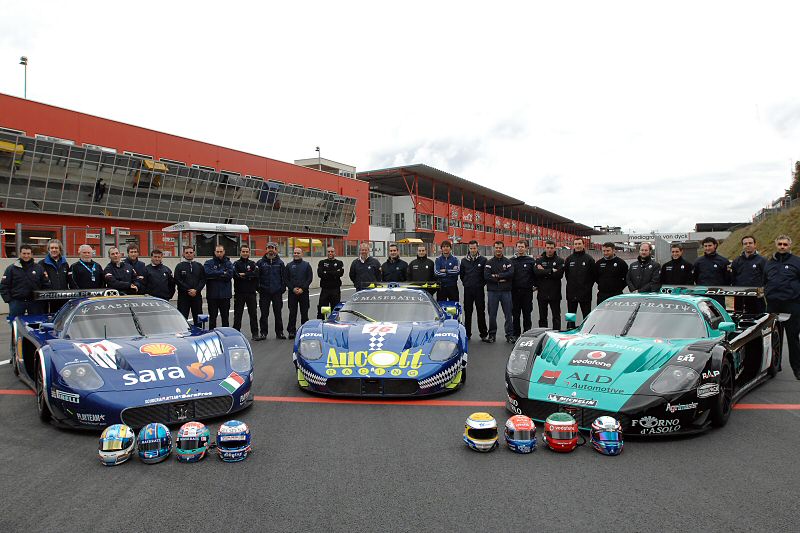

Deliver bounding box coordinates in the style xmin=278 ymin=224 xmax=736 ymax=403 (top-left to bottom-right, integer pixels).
xmin=435 ymin=240 xmax=460 ymax=302
xmin=763 ymin=235 xmax=800 ymax=379
xmin=731 ymin=235 xmax=767 ymax=314
xmin=39 ymin=238 xmax=73 ymax=314
xmin=484 ymin=240 xmax=514 ymax=343
xmin=459 ymin=240 xmax=487 ymax=340
xmin=693 ymin=237 xmax=730 ymax=306
xmin=286 ymin=247 xmax=313 ymax=339
xmin=1 ymin=245 xmax=50 ymax=321
xmin=204 ymin=245 xmax=235 ymax=329
xmin=257 ymin=242 xmax=286 ymax=339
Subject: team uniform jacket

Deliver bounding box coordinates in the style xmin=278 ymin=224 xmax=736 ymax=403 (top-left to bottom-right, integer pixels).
xmin=124 ymin=257 xmax=147 ymax=284
xmin=434 ymin=255 xmax=460 ymax=287
xmin=104 ymin=262 xmax=140 ymax=293
xmin=763 ymin=252 xmax=800 ymax=302
xmin=564 ymin=251 xmax=596 ymax=302
xmin=256 ymin=255 xmax=286 ymax=294
xmin=407 ymin=257 xmax=436 ymax=283
xmin=693 ymin=253 xmax=731 ymax=285
xmin=626 ymin=256 xmax=661 ymax=293
xmin=595 ymin=256 xmax=628 ymax=296
xmin=317 ymin=258 xmax=344 ymax=288
xmin=143 ymin=263 xmax=176 ymax=300
xmin=233 ymin=258 xmax=259 ymax=294
xmin=459 ymin=254 xmax=487 ymax=289
xmin=40 ymin=255 xmax=73 ymax=290
xmin=511 ymin=254 xmax=536 ymax=290
xmin=660 ymin=258 xmax=694 ymax=285
xmin=71 ymin=260 xmax=104 ymax=289
xmin=381 ymin=258 xmax=409 ymax=282
xmin=286 ymin=259 xmax=313 ymax=292
xmin=349 ymin=257 xmax=381 ymax=288
xmin=731 ymin=252 xmax=767 ymax=287
xmin=534 ymin=253 xmax=565 ymax=301
xmin=484 ymin=256 xmax=514 ymax=291
xmin=204 ymin=256 xmax=235 ymax=299
xmin=1 ymin=259 xmax=50 ymax=302
xmin=174 ymin=260 xmax=206 ymax=296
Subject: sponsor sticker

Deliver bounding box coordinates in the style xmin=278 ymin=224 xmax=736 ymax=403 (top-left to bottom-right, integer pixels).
xmin=665 ymin=402 xmax=698 ymax=413
xmin=144 ymin=389 xmax=213 ymax=405
xmin=547 ymin=393 xmax=597 ymax=407
xmin=518 ymin=339 xmax=536 ymax=348
xmin=220 ymin=372 xmax=245 ymax=393
xmin=300 ymin=332 xmax=322 ymax=338
xmin=631 ymin=416 xmax=681 ymax=434
xmin=76 ymin=413 xmax=106 ymax=423
xmin=537 ymin=370 xmax=561 ymax=385
xmin=702 ymin=370 xmax=720 ymax=380
xmin=51 ymin=389 xmax=80 ymax=403
xmin=677 ymin=354 xmax=695 ymax=363
xmin=123 ymin=366 xmax=186 ymax=386
xmin=140 ymin=343 xmax=177 ymax=356
xmin=697 ymin=383 xmax=720 ymax=398
xmin=73 ymin=340 xmax=122 ymax=369
xmin=569 ymin=350 xmax=620 ymax=370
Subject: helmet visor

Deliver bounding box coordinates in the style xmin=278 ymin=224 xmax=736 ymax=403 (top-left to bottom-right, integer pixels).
xmin=467 ymin=427 xmax=497 ymax=440
xmin=547 ymin=429 xmax=576 ymax=440
xmin=219 ymin=436 xmax=248 ymax=449
xmin=100 ymin=437 xmax=130 ymax=451
xmin=594 ymin=431 xmax=621 ymax=442
xmin=509 ymin=429 xmax=532 ymax=441
xmin=177 ymin=437 xmax=205 ymax=450
xmin=138 ymin=440 xmax=164 ymax=452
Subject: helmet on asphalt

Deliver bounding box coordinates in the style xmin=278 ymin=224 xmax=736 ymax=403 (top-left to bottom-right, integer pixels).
xmin=176 ymin=421 xmax=211 ymax=463
xmin=542 ymin=412 xmax=579 ymax=452
xmin=98 ymin=424 xmax=136 ymax=466
xmin=504 ymin=415 xmax=536 ymax=453
xmin=137 ymin=423 xmax=172 ymax=464
xmin=590 ymin=416 xmax=623 ymax=456
xmin=464 ymin=412 xmax=499 ymax=452
xmin=216 ymin=420 xmax=252 ymax=462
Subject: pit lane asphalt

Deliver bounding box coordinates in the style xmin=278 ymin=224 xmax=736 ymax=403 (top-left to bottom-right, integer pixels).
xmin=1 ymin=292 xmax=799 ymax=533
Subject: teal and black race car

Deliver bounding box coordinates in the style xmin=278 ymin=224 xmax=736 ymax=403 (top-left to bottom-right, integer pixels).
xmin=505 ymin=287 xmax=783 ymax=436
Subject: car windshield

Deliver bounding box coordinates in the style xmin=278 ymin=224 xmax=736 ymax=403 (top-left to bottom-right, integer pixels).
xmin=580 ymin=298 xmax=708 ymax=339
xmin=66 ymin=299 xmax=190 ymax=338
xmin=338 ymin=290 xmax=440 ymax=323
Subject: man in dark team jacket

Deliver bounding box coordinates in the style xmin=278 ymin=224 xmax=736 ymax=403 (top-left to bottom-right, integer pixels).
xmin=381 ymin=243 xmax=408 ymax=282
xmin=72 ymin=245 xmax=104 ymax=289
xmin=1 ymin=245 xmax=49 ymax=320
xmin=143 ymin=249 xmax=175 ymax=301
xmin=693 ymin=237 xmax=730 ymax=306
xmin=407 ymin=244 xmax=436 ymax=295
xmin=511 ymin=240 xmax=536 ymax=340
xmin=204 ymin=245 xmax=235 ymax=329
xmin=174 ymin=246 xmax=206 ymax=325
xmin=233 ymin=245 xmax=261 ymax=339
xmin=257 ymin=242 xmax=286 ymax=339
xmin=564 ymin=238 xmax=595 ymax=329
xmin=317 ymin=246 xmax=344 ymax=319
xmin=434 ymin=240 xmax=460 ymax=302
xmin=104 ymin=247 xmax=141 ymax=294
xmin=535 ymin=240 xmax=565 ymax=330
xmin=286 ymin=247 xmax=313 ymax=338
xmin=124 ymin=245 xmax=147 ymax=288
xmin=349 ymin=242 xmax=381 ymax=290
xmin=595 ymin=242 xmax=628 ymax=304
xmin=660 ymin=243 xmax=694 ymax=286
xmin=484 ymin=241 xmax=514 ymax=343
xmin=731 ymin=235 xmax=767 ymax=314
xmin=626 ymin=242 xmax=661 ymax=294
xmin=40 ymin=239 xmax=73 ymax=313
xmin=763 ymin=235 xmax=800 ymax=379
xmin=459 ymin=240 xmax=487 ymax=340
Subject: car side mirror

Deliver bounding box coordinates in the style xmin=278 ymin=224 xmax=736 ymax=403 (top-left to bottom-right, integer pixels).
xmin=565 ymin=312 xmax=577 ymax=323
xmin=321 ymin=306 xmax=331 ymax=319
xmin=39 ymin=322 xmax=55 ymax=332
xmin=446 ymin=307 xmax=457 ymax=317
xmin=718 ymin=321 xmax=736 ymax=333
xmin=197 ymin=314 xmax=210 ymax=330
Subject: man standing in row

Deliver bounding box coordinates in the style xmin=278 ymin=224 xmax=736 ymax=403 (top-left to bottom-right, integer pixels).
xmin=204 ymin=245 xmax=234 ymax=329
xmin=317 ymin=246 xmax=344 ymax=318
xmin=408 ymin=244 xmax=436 ymax=295
xmin=233 ymin=244 xmax=261 ymax=340
xmin=535 ymin=240 xmax=564 ymax=331
xmin=350 ymin=242 xmax=381 ymax=289
xmin=484 ymin=240 xmax=514 ymax=343
xmin=660 ymin=243 xmax=694 ymax=285
xmin=286 ymin=247 xmax=313 ymax=339
xmin=626 ymin=242 xmax=661 ymax=293
xmin=381 ymin=243 xmax=408 ymax=282
xmin=40 ymin=239 xmax=72 ymax=313
xmin=143 ymin=249 xmax=175 ymax=301
xmin=104 ymin=247 xmax=140 ymax=294
xmin=763 ymin=235 xmax=800 ymax=380
xmin=731 ymin=235 xmax=767 ymax=314
xmin=459 ymin=240 xmax=487 ymax=340
xmin=124 ymin=245 xmax=147 ymax=288
xmin=511 ymin=240 xmax=535 ymax=341
xmin=595 ymin=242 xmax=628 ymax=304
xmin=435 ymin=240 xmax=460 ymax=302
xmin=694 ymin=237 xmax=730 ymax=306
xmin=564 ymin=237 xmax=595 ymax=329
xmin=257 ymin=242 xmax=286 ymax=339
xmin=72 ymin=245 xmax=104 ymax=289
xmin=175 ymin=246 xmax=205 ymax=325
xmin=1 ymin=245 xmax=49 ymax=320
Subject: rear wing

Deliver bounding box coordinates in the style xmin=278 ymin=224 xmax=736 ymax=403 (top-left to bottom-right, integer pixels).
xmin=660 ymin=286 xmax=763 ymax=298
xmin=34 ymin=289 xmax=120 ymax=301
xmin=361 ymin=282 xmax=439 ymax=290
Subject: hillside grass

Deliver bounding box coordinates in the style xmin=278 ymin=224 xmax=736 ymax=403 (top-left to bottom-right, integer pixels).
xmin=719 ymin=205 xmax=800 ymax=258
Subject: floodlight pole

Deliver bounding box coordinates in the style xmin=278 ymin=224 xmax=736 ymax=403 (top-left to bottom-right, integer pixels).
xmin=19 ymin=56 xmax=28 ymax=99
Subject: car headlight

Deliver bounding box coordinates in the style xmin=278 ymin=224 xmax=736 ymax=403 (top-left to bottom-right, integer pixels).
xmin=229 ymin=347 xmax=252 ymax=373
xmin=506 ymin=349 xmax=532 ymax=376
xmin=60 ymin=363 xmax=104 ymax=391
xmin=650 ymin=365 xmax=700 ymax=394
xmin=298 ymin=339 xmax=323 ymax=361
xmin=430 ymin=340 xmax=459 ymax=362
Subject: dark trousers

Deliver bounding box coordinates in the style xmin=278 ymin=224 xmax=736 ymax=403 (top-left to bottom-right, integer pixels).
xmin=767 ymin=300 xmax=800 ymax=374
xmin=487 ymin=290 xmax=513 ymax=338
xmin=437 ymin=285 xmax=459 ymax=302
xmin=317 ymin=287 xmax=341 ymax=319
xmin=463 ymin=286 xmax=487 ymax=338
xmin=287 ymin=290 xmax=310 ymax=335
xmin=207 ymin=297 xmax=230 ymax=329
xmin=566 ymin=299 xmax=591 ymax=329
xmin=233 ymin=292 xmax=259 ymax=336
xmin=512 ymin=288 xmax=534 ymax=337
xmin=734 ymin=296 xmax=766 ymax=315
xmin=177 ymin=293 xmax=203 ymax=325
xmin=538 ymin=298 xmax=561 ymax=330
xmin=259 ymin=291 xmax=284 ymax=336
xmin=8 ymin=300 xmax=42 ymax=323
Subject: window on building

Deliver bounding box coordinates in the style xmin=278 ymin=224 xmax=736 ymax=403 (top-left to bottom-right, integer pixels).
xmin=435 ymin=217 xmax=447 ymax=232
xmin=393 ymin=213 xmax=405 ymax=230
xmin=417 ymin=214 xmax=433 ymax=230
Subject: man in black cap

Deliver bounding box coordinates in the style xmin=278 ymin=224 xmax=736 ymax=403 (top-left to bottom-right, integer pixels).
xmin=317 ymin=246 xmax=344 ymax=319
xmin=257 ymin=241 xmax=286 ymax=339
xmin=233 ymin=244 xmax=261 ymax=339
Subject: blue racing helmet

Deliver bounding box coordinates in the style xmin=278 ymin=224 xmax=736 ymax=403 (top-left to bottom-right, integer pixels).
xmin=98 ymin=424 xmax=136 ymax=466
xmin=504 ymin=415 xmax=536 ymax=453
xmin=176 ymin=422 xmax=211 ymax=463
xmin=216 ymin=420 xmax=252 ymax=462
xmin=137 ymin=423 xmax=172 ymax=464
xmin=590 ymin=416 xmax=623 ymax=456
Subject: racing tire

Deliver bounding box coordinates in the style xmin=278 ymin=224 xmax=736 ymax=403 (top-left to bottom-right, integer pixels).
xmin=35 ymin=363 xmax=52 ymax=423
xmin=767 ymin=329 xmax=782 ymax=377
xmin=711 ymin=357 xmax=734 ymax=428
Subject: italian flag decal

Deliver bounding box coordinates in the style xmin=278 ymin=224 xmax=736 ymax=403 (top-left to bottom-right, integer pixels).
xmin=220 ymin=372 xmax=245 ymax=393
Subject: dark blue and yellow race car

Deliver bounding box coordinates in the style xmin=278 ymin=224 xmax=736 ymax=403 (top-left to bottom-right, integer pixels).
xmin=293 ymin=284 xmax=467 ymax=396
xmin=11 ymin=290 xmax=254 ymax=430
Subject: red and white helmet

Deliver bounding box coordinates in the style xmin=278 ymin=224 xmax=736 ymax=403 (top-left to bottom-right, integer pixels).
xmin=542 ymin=412 xmax=579 ymax=452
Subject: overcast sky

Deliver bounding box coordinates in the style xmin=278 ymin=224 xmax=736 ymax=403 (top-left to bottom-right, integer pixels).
xmin=2 ymin=1 xmax=799 ymax=233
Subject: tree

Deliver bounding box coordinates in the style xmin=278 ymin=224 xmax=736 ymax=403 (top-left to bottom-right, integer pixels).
xmin=788 ymin=161 xmax=800 ymax=199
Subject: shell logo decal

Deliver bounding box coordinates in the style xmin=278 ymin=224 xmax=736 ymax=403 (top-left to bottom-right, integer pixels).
xmin=140 ymin=343 xmax=177 ymax=356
